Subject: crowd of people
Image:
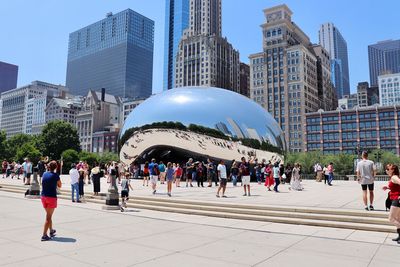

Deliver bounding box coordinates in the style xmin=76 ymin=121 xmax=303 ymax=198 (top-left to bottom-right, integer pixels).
xmin=3 ymin=152 xmax=400 ymax=243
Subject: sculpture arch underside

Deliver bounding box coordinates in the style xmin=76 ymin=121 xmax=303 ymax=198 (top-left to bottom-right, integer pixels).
xmin=120 ymin=128 xmax=283 ymax=165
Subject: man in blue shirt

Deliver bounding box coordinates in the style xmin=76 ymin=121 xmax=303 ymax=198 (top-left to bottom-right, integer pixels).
xmin=148 ymin=158 xmax=159 ymax=195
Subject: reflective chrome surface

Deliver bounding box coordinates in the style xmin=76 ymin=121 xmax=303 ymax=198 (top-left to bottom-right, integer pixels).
xmin=119 ymin=87 xmax=286 ymax=163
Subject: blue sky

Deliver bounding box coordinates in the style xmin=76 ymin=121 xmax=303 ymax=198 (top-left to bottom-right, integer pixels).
xmin=1 ymin=0 xmax=399 ymax=94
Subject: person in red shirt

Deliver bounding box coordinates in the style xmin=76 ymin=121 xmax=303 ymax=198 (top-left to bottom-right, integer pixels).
xmin=383 ymin=164 xmax=400 ymax=243
xmin=174 ymin=163 xmax=183 ymax=187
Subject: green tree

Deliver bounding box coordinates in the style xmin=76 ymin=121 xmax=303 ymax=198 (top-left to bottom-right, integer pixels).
xmin=15 ymin=143 xmax=41 ymax=164
xmin=61 ymin=149 xmax=79 ymax=172
xmin=40 ymin=120 xmax=80 ymax=160
xmin=79 ymin=151 xmax=98 ymax=167
xmin=0 ymin=130 xmax=6 ymax=160
xmin=98 ymin=152 xmax=119 ymax=164
xmin=4 ymin=133 xmax=33 ymax=160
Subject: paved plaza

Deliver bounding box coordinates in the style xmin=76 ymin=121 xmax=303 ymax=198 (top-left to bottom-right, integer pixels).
xmin=1 ymin=176 xmax=400 ymax=266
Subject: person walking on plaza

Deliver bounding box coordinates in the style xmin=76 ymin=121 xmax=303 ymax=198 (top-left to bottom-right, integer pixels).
xmin=40 ymin=161 xmax=61 ymax=241
xmin=158 ymin=161 xmax=166 ymax=184
xmin=22 ymin=158 xmax=33 ymax=185
xmin=315 ymin=163 xmax=323 ymax=182
xmin=290 ymin=163 xmax=303 ymax=191
xmin=197 ymin=162 xmax=204 ymax=187
xmin=78 ymin=167 xmax=85 ymax=200
xmin=327 ymin=162 xmax=334 ymax=186
xmin=149 ymin=158 xmax=159 ymax=194
xmin=143 ymin=161 xmax=149 ymax=186
xmin=69 ymin=163 xmax=80 ymax=203
xmin=91 ymin=162 xmax=102 ymax=196
xmin=206 ymin=158 xmax=218 ymax=187
xmin=273 ymin=162 xmax=281 ymax=192
xmin=356 ymin=151 xmax=376 ymax=211
xmin=322 ymin=165 xmax=329 ymax=184
xmin=216 ymin=160 xmax=227 ymax=198
xmin=2 ymin=160 xmax=7 ymax=178
xmin=120 ymin=172 xmax=133 ymax=211
xmin=240 ymin=157 xmax=251 ymax=196
xmin=264 ymin=163 xmax=274 ymax=191
xmin=166 ymin=162 xmax=174 ymax=196
xmin=382 ymin=164 xmax=400 ymax=243
xmin=37 ymin=159 xmax=46 ymax=185
xmin=174 ymin=163 xmax=183 ymax=187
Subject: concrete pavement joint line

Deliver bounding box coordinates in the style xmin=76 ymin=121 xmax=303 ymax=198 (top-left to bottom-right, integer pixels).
xmin=367 ymin=243 xmax=384 ymax=267
xmin=128 ymin=251 xmax=180 ymax=267
xmin=251 ymin=235 xmax=310 ymax=267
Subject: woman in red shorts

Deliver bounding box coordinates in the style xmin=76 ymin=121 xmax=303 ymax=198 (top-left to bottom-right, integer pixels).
xmin=383 ymin=164 xmax=400 ymax=244
xmin=40 ymin=161 xmax=62 ymax=241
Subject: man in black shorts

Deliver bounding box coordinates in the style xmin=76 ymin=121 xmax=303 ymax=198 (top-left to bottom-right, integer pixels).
xmin=356 ymin=151 xmax=376 ymax=211
xmin=216 ymin=160 xmax=227 ymax=198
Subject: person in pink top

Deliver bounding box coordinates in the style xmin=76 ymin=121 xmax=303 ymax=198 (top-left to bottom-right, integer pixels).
xmin=327 ymin=162 xmax=334 ymax=186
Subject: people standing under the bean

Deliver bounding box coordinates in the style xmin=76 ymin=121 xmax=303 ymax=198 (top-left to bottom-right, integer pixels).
xmin=230 ymin=161 xmax=239 ymax=186
xmin=158 ymin=161 xmax=166 ymax=184
xmin=264 ymin=163 xmax=274 ymax=191
xmin=143 ymin=161 xmax=149 ymax=186
xmin=255 ymin=163 xmax=263 ymax=185
xmin=78 ymin=167 xmax=85 ymax=200
xmin=197 ymin=162 xmax=204 ymax=187
xmin=284 ymin=163 xmax=292 ymax=184
xmin=166 ymin=162 xmax=174 ymax=196
xmin=327 ymin=162 xmax=334 ymax=186
xmin=356 ymin=151 xmax=376 ymax=211
xmin=240 ymin=157 xmax=251 ymax=196
xmin=69 ymin=163 xmax=80 ymax=203
xmin=91 ymin=162 xmax=102 ymax=196
xmin=323 ymin=165 xmax=329 ymax=184
xmin=206 ymin=158 xmax=217 ymax=187
xmin=216 ymin=160 xmax=228 ymax=198
xmin=174 ymin=163 xmax=183 ymax=187
xmin=186 ymin=158 xmax=194 ymax=187
xmin=290 ymin=163 xmax=303 ymax=191
xmin=273 ymin=162 xmax=281 ymax=192
xmin=382 ymin=164 xmax=400 ymax=244
xmin=279 ymin=163 xmax=285 ymax=184
xmin=40 ymin=161 xmax=61 ymax=241
xmin=149 ymin=158 xmax=159 ymax=195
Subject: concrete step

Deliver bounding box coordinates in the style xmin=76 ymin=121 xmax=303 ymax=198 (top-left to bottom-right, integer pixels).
xmin=0 ymin=183 xmax=394 ymax=233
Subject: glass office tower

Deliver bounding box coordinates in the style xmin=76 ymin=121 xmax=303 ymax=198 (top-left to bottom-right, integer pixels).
xmin=0 ymin=61 xmax=18 ymax=93
xmin=163 ymin=0 xmax=189 ymax=90
xmin=368 ymin=39 xmax=400 ymax=87
xmin=66 ymin=9 xmax=154 ymax=99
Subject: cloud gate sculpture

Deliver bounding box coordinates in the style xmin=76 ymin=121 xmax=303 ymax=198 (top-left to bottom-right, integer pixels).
xmin=119 ymin=87 xmax=286 ymax=164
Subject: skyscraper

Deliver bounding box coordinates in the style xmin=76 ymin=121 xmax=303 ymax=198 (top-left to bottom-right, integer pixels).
xmin=174 ymin=0 xmax=240 ymax=91
xmin=249 ymin=4 xmax=325 ymax=152
xmin=368 ymin=39 xmax=400 ymax=86
xmin=0 ymin=61 xmax=18 ymax=93
xmin=66 ymin=9 xmax=154 ymax=99
xmin=319 ymin=23 xmax=350 ymax=98
xmin=163 ymin=0 xmax=189 ymax=90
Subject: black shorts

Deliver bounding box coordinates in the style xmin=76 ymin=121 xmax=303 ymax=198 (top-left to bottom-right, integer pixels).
xmin=220 ymin=179 xmax=227 ymax=186
xmin=361 ymin=184 xmax=374 ymax=191
xmin=121 ymin=190 xmax=129 ymax=198
xmin=391 ymin=199 xmax=400 ymax=207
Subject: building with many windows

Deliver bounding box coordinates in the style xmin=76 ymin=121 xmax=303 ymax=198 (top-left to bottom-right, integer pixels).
xmin=239 ymin=63 xmax=250 ymax=97
xmin=45 ymin=97 xmax=83 ymax=125
xmin=249 ymin=4 xmax=324 ymax=152
xmin=378 ymin=73 xmax=400 ymax=107
xmin=174 ymin=0 xmax=240 ymax=91
xmin=319 ymin=23 xmax=350 ymax=98
xmin=0 ymin=81 xmax=68 ymax=137
xmin=305 ymin=105 xmax=400 ymax=155
xmin=0 ymin=61 xmax=18 ymax=93
xmin=163 ymin=0 xmax=190 ymax=90
xmin=368 ymin=39 xmax=400 ymax=86
xmin=357 ymin=81 xmax=379 ymax=107
xmin=76 ymin=89 xmax=121 ymax=152
xmin=66 ymin=9 xmax=154 ymax=99
xmin=121 ymin=98 xmax=146 ymax=122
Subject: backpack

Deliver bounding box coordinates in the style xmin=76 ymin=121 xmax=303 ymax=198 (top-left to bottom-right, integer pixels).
xmin=153 ymin=165 xmax=160 ymax=175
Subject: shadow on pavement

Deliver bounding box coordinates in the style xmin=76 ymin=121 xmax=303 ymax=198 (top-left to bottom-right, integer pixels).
xmin=51 ymin=237 xmax=77 ymax=243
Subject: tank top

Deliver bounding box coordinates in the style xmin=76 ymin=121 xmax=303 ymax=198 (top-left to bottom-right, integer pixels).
xmin=389 ymin=177 xmax=400 ymax=200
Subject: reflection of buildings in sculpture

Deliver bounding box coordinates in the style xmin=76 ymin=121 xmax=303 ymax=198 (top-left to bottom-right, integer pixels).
xmin=226 ymin=117 xmax=245 ymax=139
xmin=215 ymin=122 xmax=232 ymax=136
xmin=119 ymin=87 xmax=286 ymax=163
xmin=245 ymin=128 xmax=261 ymax=142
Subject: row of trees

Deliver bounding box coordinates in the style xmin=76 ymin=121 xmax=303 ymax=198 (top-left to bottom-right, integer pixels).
xmin=285 ymin=150 xmax=400 ymax=175
xmin=0 ymin=121 xmax=119 ymax=173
